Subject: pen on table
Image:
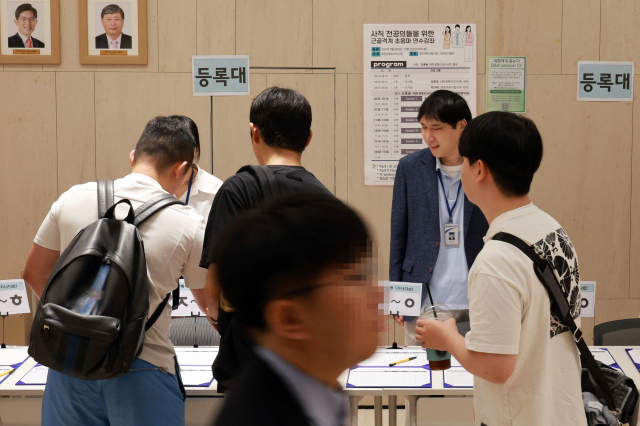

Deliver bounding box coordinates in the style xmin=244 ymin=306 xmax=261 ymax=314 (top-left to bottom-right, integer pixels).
xmin=389 ymin=356 xmax=417 ymax=366
xmin=0 ymin=369 xmax=14 ymax=378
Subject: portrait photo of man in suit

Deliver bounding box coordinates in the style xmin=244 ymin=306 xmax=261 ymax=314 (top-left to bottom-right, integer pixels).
xmin=8 ymin=3 xmax=45 ymax=48
xmin=95 ymin=4 xmax=132 ymax=49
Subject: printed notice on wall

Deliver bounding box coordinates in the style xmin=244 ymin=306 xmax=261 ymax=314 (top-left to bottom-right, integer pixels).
xmin=363 ymin=23 xmax=477 ymax=186
xmin=487 ymin=57 xmax=526 ymax=113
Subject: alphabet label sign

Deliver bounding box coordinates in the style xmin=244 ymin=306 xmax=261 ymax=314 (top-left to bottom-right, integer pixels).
xmin=0 ymin=280 xmax=30 ymax=315
xmin=387 ymin=281 xmax=422 ymax=317
xmin=171 ymin=279 xmax=203 ymax=317
xmin=580 ymin=281 xmax=595 ymax=318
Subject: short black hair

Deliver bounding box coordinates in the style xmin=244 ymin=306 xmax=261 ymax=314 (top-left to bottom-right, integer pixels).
xmin=101 ymin=4 xmax=124 ymax=19
xmin=249 ymin=86 xmax=312 ymax=153
xmin=214 ymin=192 xmax=371 ymax=331
xmin=458 ymin=111 xmax=543 ymax=197
xmin=169 ymin=115 xmax=201 ymax=161
xmin=134 ymin=116 xmax=196 ymax=173
xmin=15 ymin=3 xmax=37 ymax=19
xmin=417 ymin=90 xmax=472 ymax=129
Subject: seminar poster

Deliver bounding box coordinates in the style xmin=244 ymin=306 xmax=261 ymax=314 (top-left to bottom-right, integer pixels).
xmin=363 ymin=23 xmax=477 ymax=186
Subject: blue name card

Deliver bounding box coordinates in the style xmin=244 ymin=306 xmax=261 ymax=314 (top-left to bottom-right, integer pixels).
xmin=577 ymin=61 xmax=634 ymax=101
xmin=192 ymin=55 xmax=250 ymax=96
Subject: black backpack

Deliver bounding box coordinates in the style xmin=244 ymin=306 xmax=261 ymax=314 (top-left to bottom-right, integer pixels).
xmin=28 ymin=180 xmax=184 ymax=380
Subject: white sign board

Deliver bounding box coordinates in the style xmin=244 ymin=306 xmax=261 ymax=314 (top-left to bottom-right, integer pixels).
xmin=171 ymin=279 xmax=203 ymax=317
xmin=192 ymin=55 xmax=250 ymax=96
xmin=577 ymin=61 xmax=634 ymax=102
xmin=386 ymin=281 xmax=422 ymax=317
xmin=0 ymin=280 xmax=30 ymax=315
xmin=580 ymin=281 xmax=595 ymax=318
xmin=363 ymin=23 xmax=477 ymax=186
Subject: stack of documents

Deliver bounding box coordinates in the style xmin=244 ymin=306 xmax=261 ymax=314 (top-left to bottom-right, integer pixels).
xmin=17 ymin=364 xmax=48 ymax=385
xmin=175 ymin=347 xmax=218 ymax=387
xmin=347 ymin=367 xmax=431 ymax=388
xmin=444 ymin=368 xmax=473 ymax=388
xmin=590 ymin=348 xmax=623 ymax=372
xmin=0 ymin=347 xmax=29 ymax=384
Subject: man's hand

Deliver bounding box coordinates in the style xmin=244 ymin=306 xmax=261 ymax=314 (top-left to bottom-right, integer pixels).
xmin=205 ymin=307 xmax=218 ymax=332
xmin=415 ymin=317 xmax=457 ymax=351
xmin=392 ymin=314 xmax=405 ymax=326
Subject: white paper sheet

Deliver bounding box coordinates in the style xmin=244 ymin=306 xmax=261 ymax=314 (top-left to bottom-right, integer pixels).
xmin=347 ymin=367 xmax=430 ymax=388
xmin=444 ymin=367 xmax=474 ymax=387
xmin=0 ymin=347 xmax=29 ymax=367
xmin=628 ymin=349 xmax=640 ymax=365
xmin=175 ymin=347 xmax=218 ymax=366
xmin=450 ymin=356 xmax=462 ymax=368
xmin=356 ymin=349 xmax=427 ymax=367
xmin=17 ymin=365 xmax=49 ymax=385
xmin=180 ymin=367 xmax=214 ymax=387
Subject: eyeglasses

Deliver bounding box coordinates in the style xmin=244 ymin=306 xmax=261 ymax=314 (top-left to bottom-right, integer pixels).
xmin=19 ymin=18 xmax=36 ymax=23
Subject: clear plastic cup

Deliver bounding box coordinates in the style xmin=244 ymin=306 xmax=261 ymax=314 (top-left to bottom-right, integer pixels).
xmin=420 ymin=303 xmax=452 ymax=370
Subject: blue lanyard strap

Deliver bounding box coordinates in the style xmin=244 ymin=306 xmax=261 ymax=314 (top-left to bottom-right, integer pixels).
xmin=185 ymin=168 xmax=194 ymax=205
xmin=437 ymin=169 xmax=462 ymax=223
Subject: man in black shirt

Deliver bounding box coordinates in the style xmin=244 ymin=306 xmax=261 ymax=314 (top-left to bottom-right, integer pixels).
xmin=200 ymin=86 xmax=330 ymax=389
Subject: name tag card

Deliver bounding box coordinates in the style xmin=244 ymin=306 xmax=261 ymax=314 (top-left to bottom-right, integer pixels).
xmin=386 ymin=281 xmax=422 ymax=317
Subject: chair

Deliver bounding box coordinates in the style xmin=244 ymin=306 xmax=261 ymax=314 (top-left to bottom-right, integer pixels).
xmin=594 ymin=319 xmax=640 ymax=346
xmin=457 ymin=321 xmax=471 ymax=337
xmin=169 ymin=316 xmax=221 ymax=347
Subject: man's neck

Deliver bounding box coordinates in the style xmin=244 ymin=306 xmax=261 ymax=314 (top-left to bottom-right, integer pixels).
xmin=131 ymin=164 xmax=173 ymax=193
xmin=439 ymin=154 xmax=463 ymax=167
xmin=107 ymin=33 xmax=121 ymax=42
xmin=481 ymin=191 xmax=532 ymax=224
xmin=258 ymin=147 xmax=303 ymax=167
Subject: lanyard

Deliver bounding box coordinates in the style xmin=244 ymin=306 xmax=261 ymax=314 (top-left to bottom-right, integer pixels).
xmin=185 ymin=168 xmax=194 ymax=205
xmin=437 ymin=170 xmax=461 ymax=223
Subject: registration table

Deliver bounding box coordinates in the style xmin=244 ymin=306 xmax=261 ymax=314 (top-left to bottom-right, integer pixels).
xmin=2 ymin=346 xmax=640 ymax=426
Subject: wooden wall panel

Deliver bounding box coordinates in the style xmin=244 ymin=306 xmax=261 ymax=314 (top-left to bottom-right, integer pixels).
xmin=596 ymin=299 xmax=640 ymax=324
xmin=486 ymin=0 xmax=562 ymax=75
xmin=211 ymin=73 xmax=267 ymax=180
xmin=266 ymin=74 xmax=336 ymax=192
xmin=56 ymin=72 xmax=96 ymax=194
xmin=94 ymin=72 xmax=211 ymax=179
xmin=196 ymin=0 xmax=235 ymax=56
xmin=158 ymin=0 xmax=196 ymax=72
xmin=429 ymin=0 xmax=486 ymax=74
xmin=43 ymin=0 xmax=159 ymax=72
xmin=527 ymin=75 xmax=632 ymax=299
xmin=601 ymin=0 xmax=640 ymax=64
xmin=236 ymin=0 xmax=312 ymax=67
xmin=630 ymin=90 xmax=640 ymax=297
xmin=335 ymin=73 xmax=348 ymax=201
xmin=562 ymin=0 xmax=600 ymax=73
xmin=313 ymin=0 xmax=427 ymax=74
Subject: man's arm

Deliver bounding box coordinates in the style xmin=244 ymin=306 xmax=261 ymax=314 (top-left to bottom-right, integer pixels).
xmin=23 ymin=243 xmax=60 ymax=299
xmin=190 ymin=289 xmax=208 ymax=317
xmin=390 ymin=161 xmax=409 ymax=326
xmin=204 ymin=264 xmax=221 ymax=327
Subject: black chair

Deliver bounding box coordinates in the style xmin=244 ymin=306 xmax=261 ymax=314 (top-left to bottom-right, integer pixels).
xmin=169 ymin=316 xmax=221 ymax=347
xmin=457 ymin=321 xmax=471 ymax=337
xmin=594 ymin=319 xmax=640 ymax=346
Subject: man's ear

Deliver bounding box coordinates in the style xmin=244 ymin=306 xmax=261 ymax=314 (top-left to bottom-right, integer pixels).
xmin=264 ymin=300 xmax=311 ymax=341
xmin=305 ymin=129 xmax=313 ymax=148
xmin=173 ymin=161 xmax=189 ymax=179
xmin=476 ymin=159 xmax=490 ymax=184
xmin=458 ymin=119 xmax=468 ymax=131
xmin=249 ymin=123 xmax=261 ymax=145
xmin=129 ymin=150 xmax=135 ymax=168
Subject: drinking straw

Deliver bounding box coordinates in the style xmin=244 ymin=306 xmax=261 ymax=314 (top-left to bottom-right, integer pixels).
xmin=425 ymin=282 xmax=437 ymax=319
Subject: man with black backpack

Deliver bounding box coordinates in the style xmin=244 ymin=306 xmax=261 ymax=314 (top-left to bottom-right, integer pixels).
xmin=23 ymin=116 xmax=208 ymax=426
xmin=199 ymin=86 xmax=331 ymax=390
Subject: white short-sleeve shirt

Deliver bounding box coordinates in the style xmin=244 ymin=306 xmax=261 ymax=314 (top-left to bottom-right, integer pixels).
xmin=34 ymin=173 xmax=208 ymax=374
xmin=177 ymin=165 xmax=223 ymax=225
xmin=465 ymin=203 xmax=586 ymax=426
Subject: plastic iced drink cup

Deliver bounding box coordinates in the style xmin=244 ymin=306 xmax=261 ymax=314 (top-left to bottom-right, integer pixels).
xmin=420 ymin=303 xmax=452 ymax=370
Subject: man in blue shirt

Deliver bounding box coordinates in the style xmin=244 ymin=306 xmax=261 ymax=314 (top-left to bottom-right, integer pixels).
xmin=390 ymin=90 xmax=489 ymax=345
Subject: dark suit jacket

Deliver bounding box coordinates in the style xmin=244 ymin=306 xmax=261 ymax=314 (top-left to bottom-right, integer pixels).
xmin=8 ymin=33 xmax=45 ymax=48
xmin=95 ymin=33 xmax=132 ymax=49
xmin=214 ymin=355 xmax=312 ymax=426
xmin=390 ymin=149 xmax=489 ymax=319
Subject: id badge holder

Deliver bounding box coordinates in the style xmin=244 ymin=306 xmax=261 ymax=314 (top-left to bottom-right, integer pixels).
xmin=444 ymin=223 xmax=459 ymax=247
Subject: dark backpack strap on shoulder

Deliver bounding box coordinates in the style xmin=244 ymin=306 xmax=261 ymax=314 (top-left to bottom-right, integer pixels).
xmin=237 ymin=165 xmax=281 ymax=200
xmin=134 ymin=194 xmax=185 ymax=227
xmin=145 ymin=292 xmax=171 ymax=331
xmin=492 ymin=231 xmax=617 ymax=411
xmin=97 ymin=180 xmax=115 ymax=219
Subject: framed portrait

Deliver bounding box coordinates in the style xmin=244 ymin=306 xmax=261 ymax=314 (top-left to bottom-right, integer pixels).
xmin=0 ymin=0 xmax=60 ymax=64
xmin=78 ymin=0 xmax=147 ymax=64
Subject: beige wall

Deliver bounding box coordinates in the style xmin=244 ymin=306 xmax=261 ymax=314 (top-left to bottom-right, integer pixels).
xmin=1 ymin=0 xmax=639 ymax=346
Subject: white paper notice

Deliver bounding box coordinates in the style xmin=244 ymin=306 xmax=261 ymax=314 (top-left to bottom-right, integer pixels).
xmin=172 ymin=279 xmax=204 ymax=317
xmin=628 ymin=349 xmax=640 ymax=367
xmin=175 ymin=347 xmax=218 ymax=366
xmin=348 ymin=367 xmax=430 ymax=388
xmin=444 ymin=367 xmax=474 ymax=388
xmin=363 ymin=23 xmax=477 ymax=186
xmin=180 ymin=367 xmax=214 ymax=387
xmin=357 ymin=349 xmax=427 ymax=367
xmin=590 ymin=348 xmax=622 ymax=371
xmin=387 ymin=282 xmax=422 ymax=317
xmin=18 ymin=365 xmax=49 ymax=385
xmin=0 ymin=347 xmax=29 ymax=367
xmin=0 ymin=280 xmax=31 ymax=314
xmin=450 ymin=356 xmax=462 ymax=368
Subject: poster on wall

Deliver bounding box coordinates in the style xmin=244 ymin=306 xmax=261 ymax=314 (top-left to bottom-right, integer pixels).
xmin=363 ymin=23 xmax=477 ymax=186
xmin=486 ymin=56 xmax=526 ymax=113
xmin=0 ymin=0 xmax=60 ymax=64
xmin=78 ymin=0 xmax=147 ymax=65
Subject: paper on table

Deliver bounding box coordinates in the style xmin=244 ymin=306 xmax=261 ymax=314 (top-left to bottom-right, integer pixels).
xmin=347 ymin=367 xmax=431 ymax=388
xmin=180 ymin=367 xmax=214 ymax=387
xmin=0 ymin=347 xmax=29 ymax=367
xmin=590 ymin=348 xmax=622 ymax=372
xmin=17 ymin=365 xmax=49 ymax=385
xmin=356 ymin=349 xmax=427 ymax=367
xmin=450 ymin=356 xmax=462 ymax=368
xmin=626 ymin=349 xmax=640 ymax=371
xmin=175 ymin=347 xmax=218 ymax=366
xmin=444 ymin=367 xmax=474 ymax=388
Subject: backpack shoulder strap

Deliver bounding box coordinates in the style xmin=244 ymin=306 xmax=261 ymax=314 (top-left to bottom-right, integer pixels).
xmin=491 ymin=231 xmax=616 ymax=411
xmin=145 ymin=293 xmax=171 ymax=331
xmin=97 ymin=180 xmax=115 ymax=219
xmin=237 ymin=165 xmax=281 ymax=200
xmin=134 ymin=194 xmax=185 ymax=227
